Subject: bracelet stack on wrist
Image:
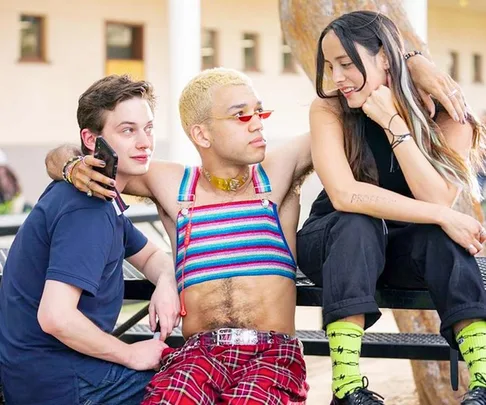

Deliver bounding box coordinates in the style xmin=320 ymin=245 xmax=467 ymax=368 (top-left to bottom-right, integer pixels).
xmin=404 ymin=50 xmax=422 ymax=60
xmin=62 ymin=156 xmax=83 ymax=184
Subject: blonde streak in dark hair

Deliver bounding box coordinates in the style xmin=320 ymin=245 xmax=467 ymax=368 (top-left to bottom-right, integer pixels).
xmin=373 ymin=13 xmax=477 ymax=199
xmin=386 ymin=43 xmax=475 ymax=197
xmin=424 ymin=109 xmax=479 ymax=199
xmin=423 ymin=113 xmax=477 ymax=199
xmin=379 ymin=29 xmax=419 ymax=141
xmin=465 ymin=110 xmax=486 ymax=170
xmin=393 ymin=56 xmax=459 ymax=177
xmin=462 ymin=111 xmax=485 ymax=199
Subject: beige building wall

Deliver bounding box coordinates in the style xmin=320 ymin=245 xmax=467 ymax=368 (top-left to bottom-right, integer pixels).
xmin=201 ymin=0 xmax=314 ymax=140
xmin=0 ymin=0 xmax=169 ymax=146
xmin=428 ymin=3 xmax=486 ymax=114
xmin=0 ymin=0 xmax=170 ymax=202
xmin=1 ymin=0 xmax=485 ymax=204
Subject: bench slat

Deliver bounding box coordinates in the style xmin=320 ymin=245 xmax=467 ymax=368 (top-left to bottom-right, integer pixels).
xmin=117 ymin=323 xmax=455 ymax=361
xmin=2 ymin=248 xmax=486 ymax=310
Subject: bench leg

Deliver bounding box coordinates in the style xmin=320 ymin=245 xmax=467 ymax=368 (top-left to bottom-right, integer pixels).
xmin=111 ymin=303 xmax=150 ymax=338
xmin=450 ymin=348 xmax=459 ymax=391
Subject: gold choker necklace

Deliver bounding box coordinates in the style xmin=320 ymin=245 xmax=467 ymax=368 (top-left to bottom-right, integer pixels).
xmin=202 ymin=167 xmax=250 ymax=192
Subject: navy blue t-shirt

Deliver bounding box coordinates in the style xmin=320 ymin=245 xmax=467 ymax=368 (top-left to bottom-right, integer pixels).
xmin=0 ymin=181 xmax=147 ymax=405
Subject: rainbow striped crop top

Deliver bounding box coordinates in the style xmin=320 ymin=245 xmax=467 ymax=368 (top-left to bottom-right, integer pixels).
xmin=175 ymin=164 xmax=297 ymax=293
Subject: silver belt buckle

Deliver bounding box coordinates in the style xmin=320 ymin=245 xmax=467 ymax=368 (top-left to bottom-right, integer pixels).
xmin=215 ymin=328 xmax=233 ymax=345
xmin=215 ymin=329 xmax=258 ymax=345
xmin=234 ymin=329 xmax=258 ymax=345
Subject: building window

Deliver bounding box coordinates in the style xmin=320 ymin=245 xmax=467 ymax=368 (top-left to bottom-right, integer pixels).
xmin=448 ymin=51 xmax=459 ymax=81
xmin=106 ymin=23 xmax=143 ymax=60
xmin=242 ymin=33 xmax=259 ymax=71
xmin=282 ymin=37 xmax=296 ymax=73
xmin=202 ymin=29 xmax=218 ymax=70
xmin=19 ymin=15 xmax=46 ymax=62
xmin=473 ymin=54 xmax=483 ymax=83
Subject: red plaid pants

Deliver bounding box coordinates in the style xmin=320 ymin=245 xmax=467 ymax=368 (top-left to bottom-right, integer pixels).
xmin=142 ymin=333 xmax=308 ymax=404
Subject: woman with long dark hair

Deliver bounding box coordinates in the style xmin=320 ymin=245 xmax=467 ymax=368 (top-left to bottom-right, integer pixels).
xmin=297 ymin=11 xmax=486 ymax=404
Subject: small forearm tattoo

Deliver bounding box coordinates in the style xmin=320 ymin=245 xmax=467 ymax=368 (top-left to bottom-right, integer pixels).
xmin=350 ymin=193 xmax=397 ymax=205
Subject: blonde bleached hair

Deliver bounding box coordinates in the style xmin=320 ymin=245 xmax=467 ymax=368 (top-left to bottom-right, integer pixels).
xmin=179 ymin=68 xmax=253 ymax=136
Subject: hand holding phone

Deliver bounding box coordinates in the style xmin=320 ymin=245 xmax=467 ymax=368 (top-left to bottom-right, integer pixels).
xmin=94 ymin=137 xmax=118 ymax=200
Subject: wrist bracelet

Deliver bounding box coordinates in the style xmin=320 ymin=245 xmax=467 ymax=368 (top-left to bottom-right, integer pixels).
xmin=404 ymin=50 xmax=422 ymax=60
xmin=387 ymin=113 xmax=400 ymax=132
xmin=67 ymin=159 xmax=83 ymax=184
xmin=390 ymin=133 xmax=412 ymax=150
xmin=62 ymin=156 xmax=82 ymax=183
xmin=384 ymin=113 xmax=411 ymax=150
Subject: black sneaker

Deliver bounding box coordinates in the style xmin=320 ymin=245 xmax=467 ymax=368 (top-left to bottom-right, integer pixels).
xmin=330 ymin=377 xmax=384 ymax=405
xmin=462 ymin=373 xmax=486 ymax=405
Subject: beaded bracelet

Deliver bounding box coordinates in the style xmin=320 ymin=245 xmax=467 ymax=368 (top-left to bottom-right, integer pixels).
xmin=404 ymin=50 xmax=422 ymax=60
xmin=62 ymin=156 xmax=82 ymax=184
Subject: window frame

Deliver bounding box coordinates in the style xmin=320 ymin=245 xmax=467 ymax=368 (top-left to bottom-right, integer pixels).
xmin=281 ymin=37 xmax=296 ymax=74
xmin=19 ymin=14 xmax=47 ymax=63
xmin=105 ymin=21 xmax=144 ymax=61
xmin=201 ymin=29 xmax=218 ymax=70
xmin=449 ymin=51 xmax=459 ymax=82
xmin=242 ymin=32 xmax=260 ymax=72
xmin=473 ymin=53 xmax=483 ymax=84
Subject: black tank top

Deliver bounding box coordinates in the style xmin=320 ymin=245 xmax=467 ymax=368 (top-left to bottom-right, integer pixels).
xmin=307 ymin=117 xmax=413 ymax=220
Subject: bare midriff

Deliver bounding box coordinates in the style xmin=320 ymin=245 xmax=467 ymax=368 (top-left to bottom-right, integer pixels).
xmin=181 ymin=275 xmax=296 ymax=339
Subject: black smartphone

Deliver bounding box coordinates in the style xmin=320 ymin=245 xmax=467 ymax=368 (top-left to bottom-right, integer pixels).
xmin=94 ymin=137 xmax=118 ymax=199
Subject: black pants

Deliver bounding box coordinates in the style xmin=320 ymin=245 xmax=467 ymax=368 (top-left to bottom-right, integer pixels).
xmin=296 ymin=211 xmax=486 ymax=347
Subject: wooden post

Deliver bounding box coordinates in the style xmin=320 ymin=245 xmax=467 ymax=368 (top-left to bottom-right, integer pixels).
xmin=278 ymin=0 xmax=483 ymax=402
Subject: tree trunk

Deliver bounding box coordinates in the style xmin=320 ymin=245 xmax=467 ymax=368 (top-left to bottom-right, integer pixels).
xmin=278 ymin=1 xmax=484 ymax=403
xmin=279 ymin=0 xmax=427 ymax=83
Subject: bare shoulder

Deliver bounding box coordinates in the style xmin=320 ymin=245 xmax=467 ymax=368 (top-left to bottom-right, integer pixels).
xmin=145 ymin=160 xmax=187 ymax=205
xmin=148 ymin=159 xmax=185 ymax=175
xmin=435 ymin=111 xmax=474 ymax=143
xmin=310 ymin=95 xmax=342 ymax=119
xmin=435 ymin=110 xmax=474 ymax=158
xmin=146 ymin=160 xmax=186 ymax=186
xmin=435 ymin=110 xmax=473 ymax=134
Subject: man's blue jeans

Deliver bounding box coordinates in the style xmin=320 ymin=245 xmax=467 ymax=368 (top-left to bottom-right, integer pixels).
xmin=77 ymin=363 xmax=154 ymax=405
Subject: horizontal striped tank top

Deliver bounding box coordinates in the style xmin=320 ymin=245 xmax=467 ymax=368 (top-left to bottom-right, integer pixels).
xmin=175 ymin=164 xmax=297 ymax=293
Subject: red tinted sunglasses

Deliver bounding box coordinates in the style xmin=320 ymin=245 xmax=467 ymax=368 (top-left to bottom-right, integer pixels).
xmin=213 ymin=110 xmax=274 ymax=123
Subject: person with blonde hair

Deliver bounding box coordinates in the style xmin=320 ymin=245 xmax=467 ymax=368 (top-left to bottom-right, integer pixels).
xmin=47 ymin=57 xmax=465 ymax=402
xmin=297 ymin=10 xmax=486 ymax=404
xmin=48 ymin=67 xmax=311 ymax=404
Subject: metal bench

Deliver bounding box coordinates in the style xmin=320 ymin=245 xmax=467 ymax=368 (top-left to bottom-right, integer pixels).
xmin=1 ymin=244 xmax=471 ymax=364
xmin=1 ymin=208 xmax=485 ymax=391
xmin=116 ymin=256 xmax=486 ymax=390
xmin=118 ymin=262 xmax=470 ymax=359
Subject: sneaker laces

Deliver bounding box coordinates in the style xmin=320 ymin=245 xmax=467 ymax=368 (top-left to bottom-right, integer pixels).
xmin=346 ymin=377 xmax=385 ymax=405
xmin=462 ymin=373 xmax=486 ymax=404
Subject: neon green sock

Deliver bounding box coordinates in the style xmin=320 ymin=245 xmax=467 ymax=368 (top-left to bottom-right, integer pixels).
xmin=327 ymin=321 xmax=364 ymax=398
xmin=457 ymin=321 xmax=486 ymax=389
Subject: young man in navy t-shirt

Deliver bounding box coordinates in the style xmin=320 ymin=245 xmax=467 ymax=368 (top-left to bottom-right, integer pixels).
xmin=0 ymin=75 xmax=180 ymax=405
